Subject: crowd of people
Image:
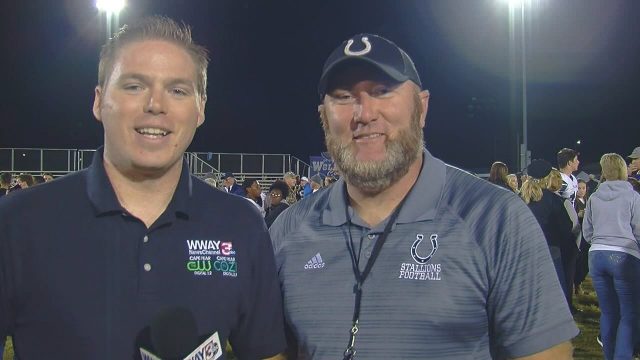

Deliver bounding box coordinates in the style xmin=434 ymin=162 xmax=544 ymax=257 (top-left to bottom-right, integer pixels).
xmin=1 ymin=169 xmax=335 ymax=232
xmin=1 ymin=14 xmax=639 ymax=360
xmin=0 ymin=172 xmax=54 ymax=197
xmin=488 ymin=146 xmax=640 ymax=359
xmin=205 ymin=171 xmax=340 ymax=229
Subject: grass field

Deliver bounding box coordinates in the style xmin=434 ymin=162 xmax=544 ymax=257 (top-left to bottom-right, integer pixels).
xmin=2 ymin=278 xmax=604 ymax=359
xmin=572 ymin=276 xmax=604 ymax=359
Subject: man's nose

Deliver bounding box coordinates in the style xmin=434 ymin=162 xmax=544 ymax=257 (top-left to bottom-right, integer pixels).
xmin=144 ymin=87 xmax=167 ymax=115
xmin=353 ymin=92 xmax=377 ymax=124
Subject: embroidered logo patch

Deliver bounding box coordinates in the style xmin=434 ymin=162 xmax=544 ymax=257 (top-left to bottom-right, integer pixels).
xmin=185 ymin=240 xmax=237 ymax=277
xmin=344 ymin=36 xmax=372 ymax=56
xmin=398 ymin=234 xmax=441 ymax=281
xmin=304 ymin=253 xmax=325 ymax=270
xmin=411 ymin=234 xmax=438 ymax=264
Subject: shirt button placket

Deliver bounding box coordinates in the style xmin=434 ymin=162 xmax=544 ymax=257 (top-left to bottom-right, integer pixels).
xmin=143 ymin=235 xmax=151 ymax=273
xmin=364 ymin=233 xmax=376 ymax=258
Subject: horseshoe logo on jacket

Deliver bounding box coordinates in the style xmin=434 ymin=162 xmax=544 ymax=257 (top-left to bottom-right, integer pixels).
xmin=411 ymin=234 xmax=438 ymax=264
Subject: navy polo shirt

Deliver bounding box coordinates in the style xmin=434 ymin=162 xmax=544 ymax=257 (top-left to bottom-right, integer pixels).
xmin=0 ymin=149 xmax=286 ymax=359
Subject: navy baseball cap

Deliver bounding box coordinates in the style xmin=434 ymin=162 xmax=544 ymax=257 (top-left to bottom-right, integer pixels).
xmin=527 ymin=159 xmax=552 ymax=179
xmin=318 ymin=33 xmax=422 ymax=98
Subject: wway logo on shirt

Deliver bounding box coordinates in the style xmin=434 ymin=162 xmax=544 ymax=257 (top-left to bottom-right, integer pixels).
xmin=398 ymin=234 xmax=441 ymax=281
xmin=304 ymin=253 xmax=325 ymax=270
xmin=187 ymin=240 xmax=222 ymax=255
xmin=185 ymin=239 xmax=237 ymax=277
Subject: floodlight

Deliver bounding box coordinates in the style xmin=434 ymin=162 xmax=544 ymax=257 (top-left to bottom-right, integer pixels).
xmin=96 ymin=0 xmax=125 ymax=14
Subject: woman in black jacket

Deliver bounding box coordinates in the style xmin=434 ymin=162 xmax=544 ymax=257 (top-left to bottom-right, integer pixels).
xmin=521 ymin=160 xmax=575 ymax=306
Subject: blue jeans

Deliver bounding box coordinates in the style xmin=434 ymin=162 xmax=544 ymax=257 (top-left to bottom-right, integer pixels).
xmin=590 ymin=250 xmax=640 ymax=360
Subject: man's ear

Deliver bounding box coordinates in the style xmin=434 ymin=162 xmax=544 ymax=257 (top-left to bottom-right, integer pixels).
xmin=418 ymin=90 xmax=429 ymax=128
xmin=93 ymin=86 xmax=103 ymax=122
xmin=196 ymin=95 xmax=207 ymax=127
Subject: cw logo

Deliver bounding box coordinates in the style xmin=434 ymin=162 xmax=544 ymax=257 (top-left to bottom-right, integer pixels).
xmin=187 ymin=260 xmax=212 ymax=272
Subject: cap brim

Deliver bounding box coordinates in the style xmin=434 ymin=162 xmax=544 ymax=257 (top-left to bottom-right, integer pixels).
xmin=318 ymin=57 xmax=411 ymax=97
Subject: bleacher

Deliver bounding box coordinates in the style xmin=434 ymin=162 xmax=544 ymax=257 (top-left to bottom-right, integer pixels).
xmin=0 ymin=148 xmax=311 ymax=191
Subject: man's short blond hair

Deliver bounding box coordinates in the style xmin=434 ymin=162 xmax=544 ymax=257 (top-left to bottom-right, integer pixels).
xmin=97 ymin=16 xmax=209 ymax=98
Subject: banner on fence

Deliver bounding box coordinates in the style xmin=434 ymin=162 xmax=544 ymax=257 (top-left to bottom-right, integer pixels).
xmin=309 ymin=152 xmax=338 ymax=178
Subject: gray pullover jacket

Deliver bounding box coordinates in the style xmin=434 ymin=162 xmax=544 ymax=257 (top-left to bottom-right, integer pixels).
xmin=583 ymin=180 xmax=640 ymax=259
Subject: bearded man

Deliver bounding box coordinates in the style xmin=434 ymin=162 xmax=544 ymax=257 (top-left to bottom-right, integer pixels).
xmin=269 ymin=34 xmax=577 ymax=360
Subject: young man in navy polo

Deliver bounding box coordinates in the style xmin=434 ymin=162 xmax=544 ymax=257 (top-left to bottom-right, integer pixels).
xmin=0 ymin=16 xmax=285 ymax=360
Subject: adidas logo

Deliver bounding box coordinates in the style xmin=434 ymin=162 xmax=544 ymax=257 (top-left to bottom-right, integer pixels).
xmin=304 ymin=253 xmax=326 ymax=270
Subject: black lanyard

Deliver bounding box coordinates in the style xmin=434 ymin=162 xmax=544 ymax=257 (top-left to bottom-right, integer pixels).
xmin=342 ymin=186 xmax=409 ymax=360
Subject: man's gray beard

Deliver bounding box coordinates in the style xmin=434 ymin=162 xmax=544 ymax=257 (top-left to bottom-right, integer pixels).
xmin=325 ymin=109 xmax=424 ymax=195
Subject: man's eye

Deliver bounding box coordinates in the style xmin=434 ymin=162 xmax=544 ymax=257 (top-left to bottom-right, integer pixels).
xmin=372 ymin=87 xmax=392 ymax=97
xmin=171 ymin=88 xmax=189 ymax=96
xmin=330 ymin=93 xmax=355 ymax=104
xmin=123 ymin=84 xmax=143 ymax=91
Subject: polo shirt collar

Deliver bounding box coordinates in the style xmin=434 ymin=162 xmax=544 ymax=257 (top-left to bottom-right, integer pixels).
xmin=322 ymin=177 xmax=349 ymax=226
xmin=86 ymin=147 xmax=192 ymax=218
xmin=398 ymin=149 xmax=446 ymax=223
xmin=163 ymin=163 xmax=192 ymax=219
xmin=322 ymin=149 xmax=446 ymax=227
xmin=86 ymin=147 xmax=123 ymax=215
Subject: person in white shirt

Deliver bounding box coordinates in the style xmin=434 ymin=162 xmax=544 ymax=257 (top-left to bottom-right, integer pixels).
xmin=557 ymin=148 xmax=580 ymax=205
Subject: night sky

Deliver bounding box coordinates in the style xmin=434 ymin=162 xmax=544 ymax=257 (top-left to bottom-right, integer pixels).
xmin=2 ymin=0 xmax=638 ymax=172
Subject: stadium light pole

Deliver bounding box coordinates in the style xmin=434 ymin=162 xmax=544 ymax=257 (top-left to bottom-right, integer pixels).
xmin=96 ymin=0 xmax=126 ymax=40
xmin=505 ymin=0 xmax=530 ymax=171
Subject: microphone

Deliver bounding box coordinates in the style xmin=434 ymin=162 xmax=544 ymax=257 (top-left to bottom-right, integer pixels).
xmin=139 ymin=307 xmax=223 ymax=360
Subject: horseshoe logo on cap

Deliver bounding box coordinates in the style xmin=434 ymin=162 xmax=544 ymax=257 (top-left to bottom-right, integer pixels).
xmin=344 ymin=36 xmax=372 ymax=56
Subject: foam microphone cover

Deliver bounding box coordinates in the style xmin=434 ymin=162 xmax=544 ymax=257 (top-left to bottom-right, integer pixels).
xmin=150 ymin=306 xmax=199 ymax=359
